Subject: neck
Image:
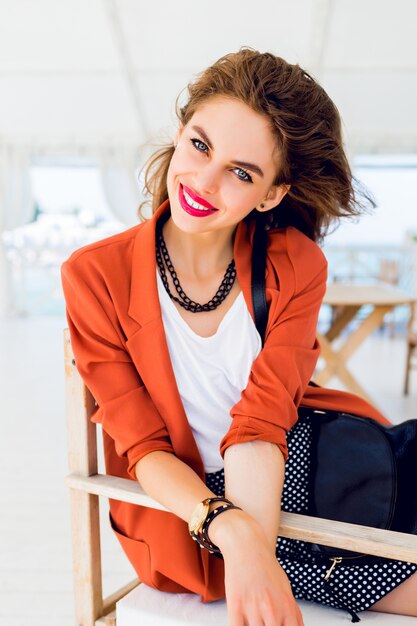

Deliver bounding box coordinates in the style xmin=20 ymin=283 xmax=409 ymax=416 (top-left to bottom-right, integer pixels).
xmin=161 ymin=216 xmax=236 ymax=281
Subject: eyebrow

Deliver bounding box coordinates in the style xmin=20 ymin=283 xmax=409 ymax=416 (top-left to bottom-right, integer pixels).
xmin=190 ymin=124 xmax=265 ymax=178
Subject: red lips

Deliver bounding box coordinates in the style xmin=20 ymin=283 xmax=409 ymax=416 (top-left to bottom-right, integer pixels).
xmin=181 ymin=184 xmax=218 ymax=210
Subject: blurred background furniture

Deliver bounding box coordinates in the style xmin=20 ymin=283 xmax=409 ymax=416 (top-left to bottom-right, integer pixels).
xmin=316 ymin=283 xmax=417 ymax=403
xmin=377 ymin=258 xmax=401 ymax=337
xmin=404 ymin=301 xmax=417 ymax=395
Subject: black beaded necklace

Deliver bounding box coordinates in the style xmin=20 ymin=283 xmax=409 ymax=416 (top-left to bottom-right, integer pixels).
xmin=155 ymin=210 xmax=236 ymax=313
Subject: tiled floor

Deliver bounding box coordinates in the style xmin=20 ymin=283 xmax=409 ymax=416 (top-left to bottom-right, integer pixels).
xmin=1 ymin=315 xmax=416 ymax=626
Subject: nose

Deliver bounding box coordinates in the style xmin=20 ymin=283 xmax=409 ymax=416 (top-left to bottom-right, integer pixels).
xmin=193 ymin=162 xmax=220 ymax=196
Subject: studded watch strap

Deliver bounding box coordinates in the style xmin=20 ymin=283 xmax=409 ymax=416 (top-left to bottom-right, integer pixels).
xmin=201 ymin=503 xmax=243 ymax=552
xmin=206 ymin=496 xmax=234 ymax=506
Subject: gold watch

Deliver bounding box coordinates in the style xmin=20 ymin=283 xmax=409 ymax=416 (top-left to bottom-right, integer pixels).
xmin=188 ymin=496 xmax=234 ymax=536
xmin=188 ymin=497 xmax=212 ymax=536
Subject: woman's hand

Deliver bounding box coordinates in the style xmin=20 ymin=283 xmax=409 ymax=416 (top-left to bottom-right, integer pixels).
xmin=210 ymin=510 xmax=304 ymax=626
xmin=223 ymin=535 xmax=304 ymax=626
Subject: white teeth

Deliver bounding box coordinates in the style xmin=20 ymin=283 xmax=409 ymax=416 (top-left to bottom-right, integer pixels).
xmin=183 ymin=188 xmax=213 ymax=211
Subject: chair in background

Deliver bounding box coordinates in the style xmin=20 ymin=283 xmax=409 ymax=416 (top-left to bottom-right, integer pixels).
xmin=377 ymin=258 xmax=401 ymax=337
xmin=64 ymin=328 xmax=417 ymax=626
xmin=404 ymin=301 xmax=417 ymax=395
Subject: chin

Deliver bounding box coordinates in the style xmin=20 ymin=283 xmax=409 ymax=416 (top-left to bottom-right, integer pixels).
xmin=170 ymin=212 xmax=206 ymax=235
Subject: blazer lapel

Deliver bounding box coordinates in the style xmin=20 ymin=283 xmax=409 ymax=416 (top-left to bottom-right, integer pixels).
xmin=126 ymin=199 xmax=256 ymax=479
xmin=127 ymin=199 xmax=170 ymax=328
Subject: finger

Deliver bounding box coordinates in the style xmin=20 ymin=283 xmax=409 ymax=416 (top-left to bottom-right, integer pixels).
xmin=282 ymin=606 xmax=303 ymax=626
xmin=295 ymin=603 xmax=305 ymax=626
xmin=284 ymin=606 xmax=304 ymax=626
xmin=242 ymin=609 xmax=264 ymax=626
xmin=280 ymin=597 xmax=304 ymax=626
xmin=283 ymin=618 xmax=300 ymax=626
xmin=227 ymin=607 xmax=245 ymax=626
xmin=262 ymin=607 xmax=285 ymax=626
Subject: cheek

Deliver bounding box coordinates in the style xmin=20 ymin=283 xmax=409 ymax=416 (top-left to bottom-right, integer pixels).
xmin=167 ymin=152 xmax=187 ymax=189
xmin=221 ymin=181 xmax=259 ymax=207
xmin=170 ymin=146 xmax=199 ymax=174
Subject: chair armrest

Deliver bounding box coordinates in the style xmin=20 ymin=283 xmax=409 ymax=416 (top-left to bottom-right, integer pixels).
xmin=66 ymin=473 xmax=417 ymax=564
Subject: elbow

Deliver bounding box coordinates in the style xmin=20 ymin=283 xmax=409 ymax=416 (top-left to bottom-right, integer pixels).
xmin=133 ymin=449 xmax=173 ymax=483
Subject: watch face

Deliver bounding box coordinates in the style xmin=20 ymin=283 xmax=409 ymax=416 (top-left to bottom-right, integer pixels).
xmin=189 ymin=501 xmax=208 ymax=533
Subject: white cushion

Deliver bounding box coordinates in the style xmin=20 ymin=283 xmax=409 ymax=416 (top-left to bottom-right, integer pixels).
xmin=116 ymin=582 xmax=416 ymax=625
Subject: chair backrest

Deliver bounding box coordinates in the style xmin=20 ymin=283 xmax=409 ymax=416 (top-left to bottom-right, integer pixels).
xmin=63 ymin=328 xmax=417 ymax=626
xmin=409 ymin=301 xmax=417 ymax=336
xmin=64 ymin=328 xmax=98 ymax=477
xmin=378 ymin=258 xmax=400 ymax=285
xmin=64 ymin=328 xmax=139 ymax=626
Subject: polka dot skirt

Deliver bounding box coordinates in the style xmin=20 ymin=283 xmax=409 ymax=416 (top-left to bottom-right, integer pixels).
xmin=205 ymin=412 xmax=417 ymax=622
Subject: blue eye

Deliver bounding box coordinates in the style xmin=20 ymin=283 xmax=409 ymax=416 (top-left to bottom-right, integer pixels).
xmin=234 ymin=168 xmax=253 ymax=183
xmin=190 ymin=138 xmax=208 ymax=153
xmin=189 ymin=138 xmax=253 ymax=184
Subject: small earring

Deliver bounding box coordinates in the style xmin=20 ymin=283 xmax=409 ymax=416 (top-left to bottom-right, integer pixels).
xmin=260 ymin=203 xmax=265 ymax=209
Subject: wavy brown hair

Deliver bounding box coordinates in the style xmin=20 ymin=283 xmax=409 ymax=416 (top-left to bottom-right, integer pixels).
xmin=138 ymin=47 xmax=375 ymax=243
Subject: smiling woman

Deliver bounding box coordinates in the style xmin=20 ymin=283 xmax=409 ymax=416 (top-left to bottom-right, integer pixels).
xmin=61 ymin=47 xmax=417 ymax=626
xmin=164 ymin=96 xmax=290 ymax=252
xmin=139 ymin=50 xmax=375 ymax=245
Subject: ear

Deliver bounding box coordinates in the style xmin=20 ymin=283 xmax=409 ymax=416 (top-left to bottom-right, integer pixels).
xmin=257 ymin=184 xmax=291 ymax=213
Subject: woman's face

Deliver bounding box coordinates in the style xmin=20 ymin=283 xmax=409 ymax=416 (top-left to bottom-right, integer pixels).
xmin=166 ymin=96 xmax=289 ymax=236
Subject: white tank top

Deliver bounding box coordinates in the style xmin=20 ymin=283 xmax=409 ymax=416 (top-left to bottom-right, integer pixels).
xmin=156 ymin=268 xmax=262 ymax=472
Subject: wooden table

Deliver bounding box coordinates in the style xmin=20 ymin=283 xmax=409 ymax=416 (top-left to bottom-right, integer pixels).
xmin=315 ymin=282 xmax=416 ymax=403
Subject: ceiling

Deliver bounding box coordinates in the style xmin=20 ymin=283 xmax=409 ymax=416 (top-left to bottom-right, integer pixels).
xmin=1 ymin=0 xmax=417 ymax=156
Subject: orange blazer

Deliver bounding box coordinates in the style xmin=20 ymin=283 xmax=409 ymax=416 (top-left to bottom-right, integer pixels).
xmin=61 ymin=198 xmax=389 ymax=603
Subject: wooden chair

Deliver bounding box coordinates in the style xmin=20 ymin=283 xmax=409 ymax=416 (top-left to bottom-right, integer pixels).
xmin=404 ymin=301 xmax=417 ymax=395
xmin=64 ymin=328 xmax=417 ymax=626
xmin=377 ymin=259 xmax=401 ymax=337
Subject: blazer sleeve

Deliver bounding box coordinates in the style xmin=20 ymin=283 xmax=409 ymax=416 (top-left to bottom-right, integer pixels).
xmin=61 ymin=259 xmax=175 ymax=480
xmin=219 ymin=249 xmax=328 ymax=462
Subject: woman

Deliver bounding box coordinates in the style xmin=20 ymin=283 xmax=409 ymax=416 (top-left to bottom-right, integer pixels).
xmin=61 ymin=48 xmax=417 ymax=625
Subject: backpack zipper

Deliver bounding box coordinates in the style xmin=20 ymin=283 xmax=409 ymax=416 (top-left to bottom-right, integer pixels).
xmin=324 ymin=556 xmax=343 ymax=581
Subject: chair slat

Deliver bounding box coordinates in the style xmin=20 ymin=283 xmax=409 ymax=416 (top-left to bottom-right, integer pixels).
xmin=64 ymin=329 xmax=104 ymax=625
xmin=66 ymin=472 xmax=417 ymax=564
xmin=102 ymin=579 xmax=141 ymax=616
xmin=95 ymin=609 xmax=116 ymax=626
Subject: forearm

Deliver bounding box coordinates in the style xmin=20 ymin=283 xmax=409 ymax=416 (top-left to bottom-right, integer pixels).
xmin=221 ymin=440 xmax=285 ymax=553
xmin=134 ymin=444 xmax=284 ymax=556
xmin=134 ymin=451 xmax=218 ymax=524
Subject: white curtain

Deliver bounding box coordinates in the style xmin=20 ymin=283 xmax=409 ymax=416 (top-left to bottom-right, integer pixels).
xmin=0 ymin=146 xmax=33 ymax=316
xmin=98 ymin=147 xmax=142 ymax=227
